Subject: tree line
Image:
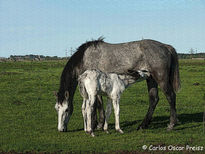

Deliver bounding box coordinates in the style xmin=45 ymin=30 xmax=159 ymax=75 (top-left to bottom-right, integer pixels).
xmin=178 ymin=53 xmax=205 ymax=59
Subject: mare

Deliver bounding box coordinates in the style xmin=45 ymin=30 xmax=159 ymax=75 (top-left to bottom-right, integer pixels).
xmin=54 ymin=38 xmax=180 ymax=132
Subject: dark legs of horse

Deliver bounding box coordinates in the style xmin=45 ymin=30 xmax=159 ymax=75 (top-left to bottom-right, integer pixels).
xmin=159 ymin=82 xmax=177 ymax=130
xmin=96 ymin=95 xmax=105 ymax=129
xmin=91 ymin=100 xmax=97 ymax=130
xmin=137 ymin=77 xmax=159 ymax=130
xmin=91 ymin=96 xmax=105 ymax=130
xmin=137 ymin=76 xmax=177 ymax=130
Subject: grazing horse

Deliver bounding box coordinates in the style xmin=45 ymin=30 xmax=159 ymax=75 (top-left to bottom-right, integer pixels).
xmin=78 ymin=69 xmax=150 ymax=137
xmin=55 ymin=38 xmax=180 ymax=132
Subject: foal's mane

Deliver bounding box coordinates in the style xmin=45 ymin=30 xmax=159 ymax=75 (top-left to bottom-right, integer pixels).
xmin=57 ymin=37 xmax=104 ymax=103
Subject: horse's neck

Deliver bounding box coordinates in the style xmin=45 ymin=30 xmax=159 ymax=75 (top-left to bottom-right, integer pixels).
xmin=59 ymin=66 xmax=79 ymax=103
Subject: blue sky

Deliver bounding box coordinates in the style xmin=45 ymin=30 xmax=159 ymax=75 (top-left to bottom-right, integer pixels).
xmin=0 ymin=0 xmax=205 ymax=57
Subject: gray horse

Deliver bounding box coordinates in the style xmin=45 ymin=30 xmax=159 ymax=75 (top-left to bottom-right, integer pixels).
xmin=54 ymin=38 xmax=180 ymax=132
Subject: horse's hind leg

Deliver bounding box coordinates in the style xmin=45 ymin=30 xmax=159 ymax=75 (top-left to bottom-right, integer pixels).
xmin=91 ymin=96 xmax=104 ymax=130
xmin=103 ymin=98 xmax=112 ymax=133
xmin=137 ymin=77 xmax=159 ymax=130
xmin=91 ymin=99 xmax=98 ymax=130
xmin=159 ymin=81 xmax=177 ymax=130
xmin=86 ymin=96 xmax=96 ymax=137
xmin=96 ymin=95 xmax=105 ymax=129
xmin=112 ymin=98 xmax=123 ymax=134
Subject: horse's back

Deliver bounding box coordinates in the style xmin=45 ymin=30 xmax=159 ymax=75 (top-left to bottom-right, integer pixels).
xmin=81 ymin=39 xmax=179 ymax=91
xmin=83 ymin=39 xmax=174 ymax=74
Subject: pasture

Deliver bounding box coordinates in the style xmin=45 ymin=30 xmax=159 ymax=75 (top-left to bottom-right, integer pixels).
xmin=0 ymin=59 xmax=205 ymax=153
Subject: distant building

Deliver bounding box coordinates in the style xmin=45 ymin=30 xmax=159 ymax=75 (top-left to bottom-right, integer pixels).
xmin=191 ymin=58 xmax=205 ymax=60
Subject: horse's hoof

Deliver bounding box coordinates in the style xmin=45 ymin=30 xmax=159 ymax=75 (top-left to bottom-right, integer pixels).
xmin=90 ymin=132 xmax=95 ymax=137
xmin=137 ymin=122 xmax=149 ymax=130
xmin=86 ymin=130 xmax=91 ymax=134
xmin=167 ymin=123 xmax=174 ymax=131
xmin=117 ymin=129 xmax=124 ymax=134
xmin=86 ymin=131 xmax=95 ymax=137
xmin=104 ymin=130 xmax=109 ymax=134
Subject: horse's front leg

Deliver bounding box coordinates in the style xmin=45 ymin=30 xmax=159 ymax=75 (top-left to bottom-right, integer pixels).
xmin=137 ymin=77 xmax=159 ymax=130
xmin=82 ymin=99 xmax=87 ymax=132
xmin=86 ymin=96 xmax=96 ymax=137
xmin=112 ymin=97 xmax=123 ymax=134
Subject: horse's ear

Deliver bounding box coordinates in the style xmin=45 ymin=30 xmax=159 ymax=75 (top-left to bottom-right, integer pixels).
xmin=65 ymin=91 xmax=69 ymax=100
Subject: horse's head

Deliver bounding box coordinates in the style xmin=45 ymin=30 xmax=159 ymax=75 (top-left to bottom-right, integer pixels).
xmin=54 ymin=91 xmax=72 ymax=132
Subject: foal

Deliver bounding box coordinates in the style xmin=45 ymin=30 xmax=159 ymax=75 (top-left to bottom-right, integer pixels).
xmin=78 ymin=69 xmax=149 ymax=137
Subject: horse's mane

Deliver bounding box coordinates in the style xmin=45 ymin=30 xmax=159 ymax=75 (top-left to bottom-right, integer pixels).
xmin=57 ymin=37 xmax=104 ymax=103
xmin=76 ymin=36 xmax=104 ymax=53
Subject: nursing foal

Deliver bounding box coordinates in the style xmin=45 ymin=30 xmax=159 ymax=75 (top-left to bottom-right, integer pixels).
xmin=78 ymin=69 xmax=149 ymax=137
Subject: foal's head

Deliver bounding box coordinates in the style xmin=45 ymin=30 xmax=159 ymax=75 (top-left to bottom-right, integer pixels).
xmin=54 ymin=91 xmax=72 ymax=132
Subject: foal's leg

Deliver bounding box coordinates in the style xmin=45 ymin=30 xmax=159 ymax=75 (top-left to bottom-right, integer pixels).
xmin=112 ymin=98 xmax=123 ymax=134
xmin=82 ymin=99 xmax=87 ymax=132
xmin=103 ymin=98 xmax=112 ymax=133
xmin=137 ymin=77 xmax=159 ymax=130
xmin=86 ymin=95 xmax=96 ymax=137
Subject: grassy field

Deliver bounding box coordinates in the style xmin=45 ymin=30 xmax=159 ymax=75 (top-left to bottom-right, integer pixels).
xmin=0 ymin=59 xmax=205 ymax=153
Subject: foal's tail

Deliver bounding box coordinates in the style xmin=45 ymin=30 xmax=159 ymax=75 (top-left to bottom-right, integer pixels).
xmin=167 ymin=45 xmax=181 ymax=93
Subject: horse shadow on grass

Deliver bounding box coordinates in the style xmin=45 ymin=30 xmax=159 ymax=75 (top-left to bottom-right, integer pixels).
xmin=69 ymin=112 xmax=203 ymax=132
xmin=108 ymin=112 xmax=203 ymax=132
xmin=68 ymin=128 xmax=84 ymax=132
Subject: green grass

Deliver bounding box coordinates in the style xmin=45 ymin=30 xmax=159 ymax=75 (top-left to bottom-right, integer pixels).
xmin=0 ymin=59 xmax=205 ymax=153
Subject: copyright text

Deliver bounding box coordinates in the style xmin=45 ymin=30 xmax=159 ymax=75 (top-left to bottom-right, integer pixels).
xmin=142 ymin=145 xmax=204 ymax=151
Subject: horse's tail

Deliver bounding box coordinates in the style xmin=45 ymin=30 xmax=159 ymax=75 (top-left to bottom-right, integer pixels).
xmin=78 ymin=74 xmax=89 ymax=99
xmin=167 ymin=45 xmax=181 ymax=93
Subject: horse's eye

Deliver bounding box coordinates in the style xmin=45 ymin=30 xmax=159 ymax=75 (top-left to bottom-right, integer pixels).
xmin=65 ymin=109 xmax=69 ymax=112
